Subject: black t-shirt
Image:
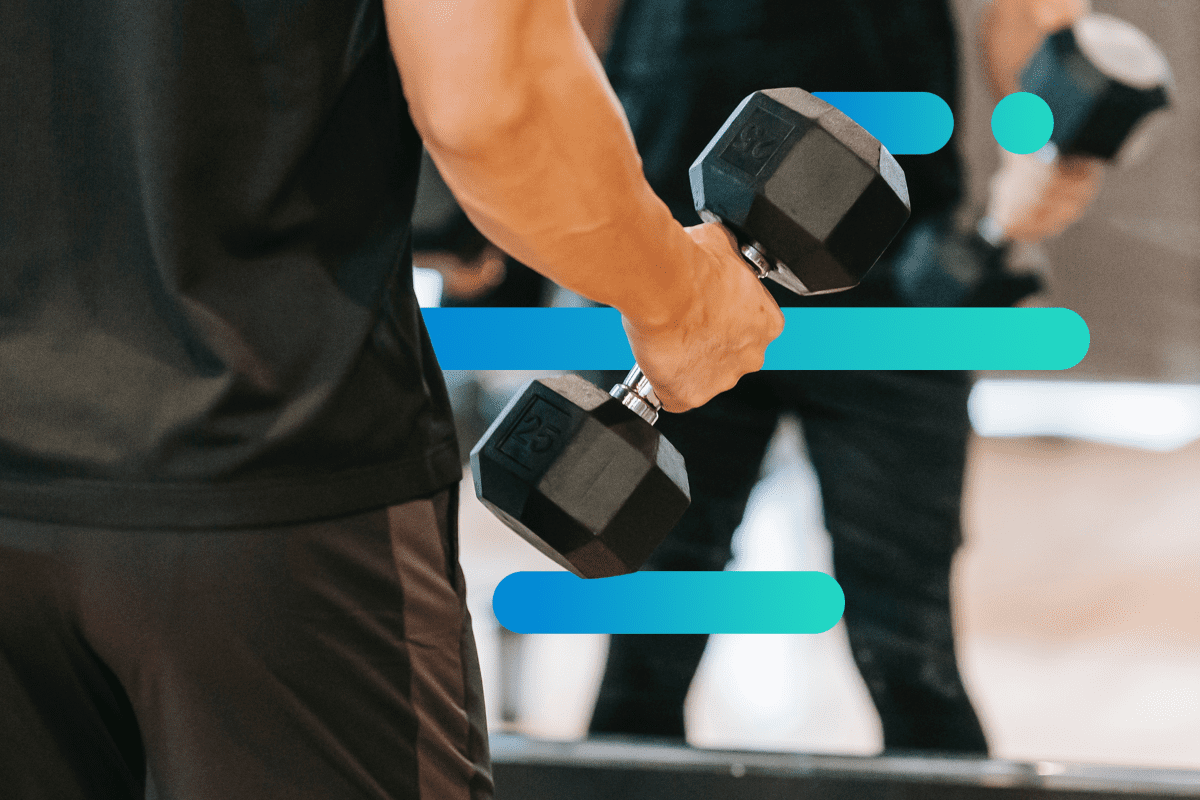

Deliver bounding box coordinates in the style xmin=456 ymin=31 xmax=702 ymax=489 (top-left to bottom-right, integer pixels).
xmin=605 ymin=0 xmax=963 ymax=305
xmin=0 ymin=0 xmax=460 ymax=528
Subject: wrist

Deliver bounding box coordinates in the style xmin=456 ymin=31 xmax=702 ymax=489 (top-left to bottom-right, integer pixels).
xmin=607 ymin=196 xmax=705 ymax=334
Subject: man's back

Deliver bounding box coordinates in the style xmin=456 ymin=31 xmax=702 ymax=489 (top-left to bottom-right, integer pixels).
xmin=0 ymin=0 xmax=459 ymax=528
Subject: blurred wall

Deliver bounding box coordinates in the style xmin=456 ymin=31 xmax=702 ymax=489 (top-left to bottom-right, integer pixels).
xmin=954 ymin=0 xmax=1200 ymax=382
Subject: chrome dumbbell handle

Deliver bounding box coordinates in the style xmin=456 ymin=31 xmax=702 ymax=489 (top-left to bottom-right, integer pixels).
xmin=738 ymin=242 xmax=773 ymax=278
xmin=610 ymin=366 xmax=662 ymax=425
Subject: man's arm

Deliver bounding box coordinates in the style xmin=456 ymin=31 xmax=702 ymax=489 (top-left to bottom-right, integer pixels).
xmin=383 ymin=0 xmax=782 ymax=411
xmin=572 ymin=0 xmax=626 ymax=56
xmin=978 ymin=0 xmax=1102 ymax=243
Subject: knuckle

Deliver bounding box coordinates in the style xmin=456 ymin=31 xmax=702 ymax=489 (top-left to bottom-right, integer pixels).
xmin=686 ymin=387 xmax=711 ymax=410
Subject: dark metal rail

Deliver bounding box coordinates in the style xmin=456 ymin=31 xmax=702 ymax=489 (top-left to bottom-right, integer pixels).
xmin=490 ymin=734 xmax=1200 ymax=799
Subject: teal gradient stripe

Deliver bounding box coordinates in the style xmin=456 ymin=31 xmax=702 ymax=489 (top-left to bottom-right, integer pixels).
xmin=423 ymin=307 xmax=1089 ymax=371
xmin=763 ymin=308 xmax=1089 ymax=371
xmin=493 ymin=571 xmax=845 ymax=634
xmin=813 ymin=92 xmax=954 ymax=155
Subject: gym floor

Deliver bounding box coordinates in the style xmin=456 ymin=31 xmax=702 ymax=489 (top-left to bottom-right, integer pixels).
xmin=457 ymin=420 xmax=1200 ymax=770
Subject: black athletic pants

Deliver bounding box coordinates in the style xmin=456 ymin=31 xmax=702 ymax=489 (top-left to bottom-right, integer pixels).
xmin=588 ymin=370 xmax=990 ymax=754
xmin=0 ymin=486 xmax=492 ymax=800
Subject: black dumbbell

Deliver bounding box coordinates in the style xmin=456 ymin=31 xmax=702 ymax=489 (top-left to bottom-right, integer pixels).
xmin=470 ymin=88 xmax=910 ymax=578
xmin=893 ymin=12 xmax=1172 ymax=308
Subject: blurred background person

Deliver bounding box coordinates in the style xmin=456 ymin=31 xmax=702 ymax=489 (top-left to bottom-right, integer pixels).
xmin=584 ymin=0 xmax=1105 ymax=755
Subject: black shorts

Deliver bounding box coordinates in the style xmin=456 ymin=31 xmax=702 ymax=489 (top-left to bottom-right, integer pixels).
xmin=0 ymin=486 xmax=492 ymax=800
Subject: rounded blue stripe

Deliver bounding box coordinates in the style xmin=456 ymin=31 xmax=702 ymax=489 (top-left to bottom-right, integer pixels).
xmin=813 ymin=92 xmax=954 ymax=155
xmin=423 ymin=307 xmax=1089 ymax=371
xmin=493 ymin=571 xmax=845 ymax=634
xmin=425 ymin=307 xmax=631 ymax=369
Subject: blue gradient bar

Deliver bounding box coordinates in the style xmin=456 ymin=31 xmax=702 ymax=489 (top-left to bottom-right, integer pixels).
xmin=424 ymin=307 xmax=1089 ymax=371
xmin=427 ymin=308 xmax=627 ymax=370
xmin=493 ymin=571 xmax=845 ymax=634
xmin=813 ymin=92 xmax=954 ymax=155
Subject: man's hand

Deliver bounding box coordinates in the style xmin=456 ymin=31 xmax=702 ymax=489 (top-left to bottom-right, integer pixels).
xmin=621 ymin=223 xmax=785 ymax=413
xmin=987 ymin=149 xmax=1104 ymax=242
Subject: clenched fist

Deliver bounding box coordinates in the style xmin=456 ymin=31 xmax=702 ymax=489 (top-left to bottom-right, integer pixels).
xmin=622 ymin=222 xmax=785 ymax=413
xmin=987 ymin=147 xmax=1104 ymax=243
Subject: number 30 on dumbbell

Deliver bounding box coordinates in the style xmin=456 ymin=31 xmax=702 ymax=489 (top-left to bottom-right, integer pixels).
xmin=471 ymin=89 xmax=911 ymax=578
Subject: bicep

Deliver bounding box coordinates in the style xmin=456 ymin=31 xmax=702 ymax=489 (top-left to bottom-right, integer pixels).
xmin=382 ymin=0 xmax=579 ymax=151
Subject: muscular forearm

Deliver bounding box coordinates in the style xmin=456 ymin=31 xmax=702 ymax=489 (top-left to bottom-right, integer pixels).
xmin=384 ymin=0 xmax=693 ymax=330
xmin=979 ymin=0 xmax=1091 ymax=99
xmin=573 ymin=0 xmax=626 ymax=55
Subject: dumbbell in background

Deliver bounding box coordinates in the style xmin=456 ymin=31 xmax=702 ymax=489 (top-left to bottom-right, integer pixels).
xmin=892 ymin=12 xmax=1172 ymax=308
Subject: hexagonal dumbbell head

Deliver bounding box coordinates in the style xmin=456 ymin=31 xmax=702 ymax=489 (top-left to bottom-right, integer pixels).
xmin=689 ymin=87 xmax=910 ymax=296
xmin=1022 ymin=13 xmax=1171 ymax=161
xmin=470 ymin=375 xmax=690 ymax=579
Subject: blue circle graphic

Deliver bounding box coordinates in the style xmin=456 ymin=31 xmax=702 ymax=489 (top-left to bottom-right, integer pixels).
xmin=991 ymin=92 xmax=1054 ymax=155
